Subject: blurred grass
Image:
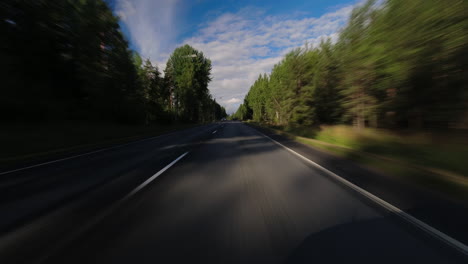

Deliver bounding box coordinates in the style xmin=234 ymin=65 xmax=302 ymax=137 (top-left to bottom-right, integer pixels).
xmin=251 ymin=122 xmax=468 ymax=200
xmin=0 ymin=122 xmax=197 ymax=167
xmin=282 ymin=125 xmax=468 ymax=177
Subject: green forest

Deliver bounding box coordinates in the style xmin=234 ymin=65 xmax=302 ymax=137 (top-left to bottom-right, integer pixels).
xmin=1 ymin=0 xmax=226 ymax=124
xmin=233 ymin=0 xmax=468 ymax=130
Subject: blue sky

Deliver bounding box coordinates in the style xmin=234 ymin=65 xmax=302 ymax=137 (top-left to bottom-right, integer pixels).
xmin=109 ymin=0 xmax=358 ymax=113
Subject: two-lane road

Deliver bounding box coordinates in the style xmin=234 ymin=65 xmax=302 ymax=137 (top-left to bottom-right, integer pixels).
xmin=37 ymin=122 xmax=464 ymax=263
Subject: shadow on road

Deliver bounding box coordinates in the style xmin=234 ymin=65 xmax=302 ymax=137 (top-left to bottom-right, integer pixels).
xmin=283 ymin=215 xmax=465 ymax=264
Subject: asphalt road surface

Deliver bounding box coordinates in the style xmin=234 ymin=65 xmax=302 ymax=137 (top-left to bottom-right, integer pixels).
xmin=0 ymin=122 xmax=466 ymax=263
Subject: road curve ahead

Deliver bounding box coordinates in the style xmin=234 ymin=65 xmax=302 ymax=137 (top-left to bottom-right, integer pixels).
xmin=31 ymin=122 xmax=467 ymax=263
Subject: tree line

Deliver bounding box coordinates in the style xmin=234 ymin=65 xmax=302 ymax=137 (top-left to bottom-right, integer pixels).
xmin=1 ymin=0 xmax=226 ymax=124
xmin=233 ymin=0 xmax=468 ymax=129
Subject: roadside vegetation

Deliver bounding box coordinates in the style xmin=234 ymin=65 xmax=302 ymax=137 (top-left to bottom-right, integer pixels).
xmin=1 ymin=0 xmax=226 ymax=164
xmin=251 ymin=122 xmax=468 ymax=199
xmin=235 ymin=0 xmax=468 ymax=195
xmin=280 ymin=125 xmax=468 ymax=178
xmin=234 ymin=0 xmax=467 ymax=129
xmin=2 ymin=0 xmax=227 ymax=125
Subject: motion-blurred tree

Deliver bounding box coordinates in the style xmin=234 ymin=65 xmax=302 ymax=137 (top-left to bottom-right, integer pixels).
xmin=236 ymin=0 xmax=467 ymax=130
xmin=1 ymin=0 xmax=142 ymax=123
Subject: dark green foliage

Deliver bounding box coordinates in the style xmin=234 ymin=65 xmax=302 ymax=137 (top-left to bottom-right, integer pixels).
xmin=234 ymin=0 xmax=468 ymax=130
xmin=313 ymin=40 xmax=343 ymax=124
xmin=164 ymin=44 xmax=226 ymax=123
xmin=232 ymin=103 xmax=251 ymax=121
xmin=1 ymin=0 xmax=138 ymax=122
xmin=1 ymin=1 xmax=226 ymax=124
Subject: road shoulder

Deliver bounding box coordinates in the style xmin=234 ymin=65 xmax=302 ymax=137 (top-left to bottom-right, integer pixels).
xmin=246 ymin=123 xmax=468 ymax=248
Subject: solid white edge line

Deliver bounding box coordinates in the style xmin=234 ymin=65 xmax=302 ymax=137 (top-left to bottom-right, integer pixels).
xmin=257 ymin=131 xmax=468 ymax=256
xmin=0 ymin=133 xmax=176 ymax=176
xmin=0 ymin=148 xmax=109 ymax=176
xmin=123 ymin=151 xmax=189 ymax=200
xmin=0 ymin=123 xmax=217 ymax=176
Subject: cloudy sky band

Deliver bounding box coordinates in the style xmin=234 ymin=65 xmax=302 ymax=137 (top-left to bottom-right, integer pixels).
xmin=115 ymin=0 xmax=356 ymax=113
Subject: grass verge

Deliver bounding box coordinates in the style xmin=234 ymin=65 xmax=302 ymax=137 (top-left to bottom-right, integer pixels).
xmin=249 ymin=122 xmax=468 ymax=202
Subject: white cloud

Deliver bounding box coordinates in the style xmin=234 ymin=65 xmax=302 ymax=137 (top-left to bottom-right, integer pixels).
xmin=117 ymin=1 xmax=355 ymax=114
xmin=182 ymin=4 xmax=354 ymax=114
xmin=116 ymin=0 xmax=181 ymax=67
xmin=225 ymin=98 xmax=242 ymax=104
